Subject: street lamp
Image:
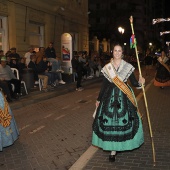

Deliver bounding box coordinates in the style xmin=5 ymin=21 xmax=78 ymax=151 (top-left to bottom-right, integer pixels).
xmin=118 ymin=27 xmax=125 ymax=43
xmin=149 ymin=42 xmax=153 ymax=53
xmin=118 ymin=27 xmax=125 ymax=34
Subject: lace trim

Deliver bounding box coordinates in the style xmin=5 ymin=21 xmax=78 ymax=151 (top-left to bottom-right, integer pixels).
xmin=102 ymin=59 xmax=135 ymax=82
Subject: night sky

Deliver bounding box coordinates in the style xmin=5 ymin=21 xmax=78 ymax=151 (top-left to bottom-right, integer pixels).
xmin=163 ymin=0 xmax=170 ymax=41
xmin=165 ymin=0 xmax=170 ymax=17
xmin=165 ymin=1 xmax=170 ymax=26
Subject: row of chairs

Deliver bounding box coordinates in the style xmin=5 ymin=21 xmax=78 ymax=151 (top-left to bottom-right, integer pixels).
xmin=11 ymin=68 xmax=44 ymax=94
xmin=11 ymin=68 xmax=28 ymax=95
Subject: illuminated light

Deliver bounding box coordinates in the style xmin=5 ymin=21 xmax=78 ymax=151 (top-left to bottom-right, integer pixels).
xmin=118 ymin=27 xmax=125 ymax=34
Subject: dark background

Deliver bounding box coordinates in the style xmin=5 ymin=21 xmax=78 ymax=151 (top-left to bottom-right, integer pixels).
xmin=164 ymin=0 xmax=170 ymax=41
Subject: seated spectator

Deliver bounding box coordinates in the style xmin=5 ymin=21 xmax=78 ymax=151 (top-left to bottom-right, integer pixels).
xmin=28 ymin=54 xmax=48 ymax=92
xmin=37 ymin=57 xmax=65 ymax=86
xmin=0 ymin=56 xmax=21 ymax=99
xmin=8 ymin=47 xmax=21 ymax=64
xmin=9 ymin=58 xmax=19 ymax=69
xmin=0 ymin=50 xmax=4 ymax=59
xmin=6 ymin=56 xmax=11 ymax=66
xmin=5 ymin=50 xmax=11 ymax=58
xmin=0 ymin=80 xmax=13 ymax=102
xmin=36 ymin=47 xmax=45 ymax=64
xmin=18 ymin=57 xmax=27 ymax=80
xmin=51 ymin=56 xmax=66 ymax=84
xmin=37 ymin=57 xmax=52 ymax=85
xmin=88 ymin=56 xmax=98 ymax=77
xmin=24 ymin=47 xmax=34 ymax=66
xmin=79 ymin=52 xmax=92 ymax=79
xmin=45 ymin=42 xmax=66 ymax=83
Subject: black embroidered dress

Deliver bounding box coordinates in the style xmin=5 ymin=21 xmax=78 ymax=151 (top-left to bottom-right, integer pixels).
xmin=92 ymin=60 xmax=144 ymax=151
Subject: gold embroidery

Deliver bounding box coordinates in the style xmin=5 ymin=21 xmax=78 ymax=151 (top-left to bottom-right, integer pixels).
xmin=113 ymin=76 xmax=136 ymax=107
xmin=0 ymin=93 xmax=12 ymax=127
xmin=105 ymin=63 xmax=143 ymax=117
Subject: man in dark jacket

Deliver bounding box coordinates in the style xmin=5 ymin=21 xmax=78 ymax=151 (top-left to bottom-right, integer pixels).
xmin=28 ymin=55 xmax=48 ymax=91
xmin=71 ymin=52 xmax=84 ymax=91
xmin=45 ymin=42 xmax=59 ymax=71
xmin=37 ymin=57 xmax=52 ymax=85
xmin=45 ymin=42 xmax=56 ymax=59
xmin=37 ymin=57 xmax=65 ymax=86
xmin=8 ymin=47 xmax=21 ymax=64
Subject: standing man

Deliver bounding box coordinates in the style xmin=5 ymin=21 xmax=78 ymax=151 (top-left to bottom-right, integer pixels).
xmin=45 ymin=42 xmax=58 ymax=71
xmin=45 ymin=42 xmax=56 ymax=59
xmin=71 ymin=51 xmax=84 ymax=91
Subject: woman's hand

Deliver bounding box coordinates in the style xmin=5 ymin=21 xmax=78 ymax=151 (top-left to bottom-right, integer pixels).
xmin=138 ymin=76 xmax=145 ymax=85
xmin=96 ymin=101 xmax=100 ymax=107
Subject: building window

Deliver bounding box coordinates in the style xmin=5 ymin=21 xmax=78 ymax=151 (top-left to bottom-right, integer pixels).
xmin=0 ymin=16 xmax=8 ymax=52
xmin=29 ymin=22 xmax=44 ymax=50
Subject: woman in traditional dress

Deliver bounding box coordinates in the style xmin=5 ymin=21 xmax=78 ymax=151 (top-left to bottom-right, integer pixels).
xmin=0 ymin=90 xmax=19 ymax=151
xmin=154 ymin=50 xmax=170 ymax=89
xmin=92 ymin=44 xmax=145 ymax=162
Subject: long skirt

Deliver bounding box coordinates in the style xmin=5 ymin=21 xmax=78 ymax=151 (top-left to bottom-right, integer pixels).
xmin=0 ymin=92 xmax=19 ymax=151
xmin=154 ymin=64 xmax=170 ymax=87
xmin=92 ymin=86 xmax=144 ymax=151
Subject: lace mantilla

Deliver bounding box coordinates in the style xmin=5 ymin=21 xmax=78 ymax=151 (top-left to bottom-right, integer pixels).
xmin=101 ymin=59 xmax=135 ymax=82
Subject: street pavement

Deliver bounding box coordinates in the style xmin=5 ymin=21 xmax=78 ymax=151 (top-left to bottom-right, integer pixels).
xmin=1 ymin=66 xmax=170 ymax=170
xmin=0 ymin=75 xmax=103 ymax=170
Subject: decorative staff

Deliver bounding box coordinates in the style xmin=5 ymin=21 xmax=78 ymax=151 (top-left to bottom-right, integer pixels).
xmin=129 ymin=16 xmax=156 ymax=166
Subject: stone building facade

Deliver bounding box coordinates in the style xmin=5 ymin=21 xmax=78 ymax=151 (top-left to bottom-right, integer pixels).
xmin=0 ymin=0 xmax=89 ymax=57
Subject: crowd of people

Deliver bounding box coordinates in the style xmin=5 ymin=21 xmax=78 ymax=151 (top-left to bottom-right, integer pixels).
xmin=71 ymin=51 xmax=103 ymax=91
xmin=0 ymin=42 xmax=66 ymax=102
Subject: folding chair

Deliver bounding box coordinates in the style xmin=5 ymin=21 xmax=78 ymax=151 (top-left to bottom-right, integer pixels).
xmin=11 ymin=68 xmax=28 ymax=94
